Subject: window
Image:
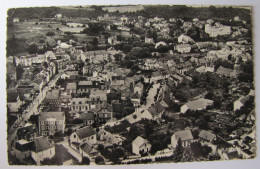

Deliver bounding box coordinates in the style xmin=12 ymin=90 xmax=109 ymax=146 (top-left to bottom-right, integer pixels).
xmin=74 ymin=134 xmax=76 ymax=138
xmin=72 ymin=102 xmax=75 ymax=105
xmin=41 ymin=121 xmax=44 ymax=125
xmin=79 ymin=101 xmax=82 ymax=104
xmin=91 ymin=136 xmax=94 ymax=139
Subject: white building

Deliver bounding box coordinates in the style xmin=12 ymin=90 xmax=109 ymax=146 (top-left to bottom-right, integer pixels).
xmin=132 ymin=136 xmax=151 ymax=155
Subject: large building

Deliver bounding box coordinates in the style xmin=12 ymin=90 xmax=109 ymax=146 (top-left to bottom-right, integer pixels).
xmin=205 ymin=23 xmax=231 ymax=37
xmin=38 ymin=111 xmax=65 ymax=136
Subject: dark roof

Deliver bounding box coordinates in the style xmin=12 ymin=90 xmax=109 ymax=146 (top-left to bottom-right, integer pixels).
xmin=75 ymin=126 xmax=96 ymax=140
xmin=39 ymin=111 xmax=65 ymax=121
xmin=32 ymin=137 xmax=54 ymax=152
xmin=198 ymin=130 xmax=216 ymax=142
xmin=15 ymin=140 xmax=34 ymax=152
xmin=80 ymin=142 xmax=93 ymax=154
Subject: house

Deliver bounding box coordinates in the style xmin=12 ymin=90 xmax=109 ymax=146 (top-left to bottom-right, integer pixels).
xmin=79 ymin=142 xmax=99 ymax=159
xmin=70 ymin=126 xmax=97 ymax=151
xmin=145 ymin=37 xmax=154 ymax=44
xmin=150 ymin=71 xmax=163 ymax=82
xmin=216 ymin=66 xmax=237 ymax=78
xmin=31 ymin=137 xmax=55 ymax=165
xmin=180 ymin=98 xmax=214 ymax=114
xmin=132 ymin=136 xmax=151 ymax=155
xmin=38 ymin=111 xmax=65 ymax=136
xmin=175 ymin=44 xmax=191 ymax=53
xmin=71 ymin=97 xmax=91 ymax=112
xmin=17 ymin=123 xmax=38 ymax=141
xmin=234 ymin=95 xmax=251 ymax=111
xmin=77 ymin=81 xmax=99 ymax=95
xmin=198 ymin=130 xmax=216 ymax=143
xmin=155 ymin=41 xmax=167 ymax=49
xmin=7 ymin=92 xmax=23 ymax=112
xmin=171 ymin=130 xmax=194 ymax=148
xmin=98 ymin=129 xmax=124 ymax=147
xmin=158 ymin=92 xmax=171 ymax=108
xmin=205 ymin=23 xmax=231 ymax=37
xmin=178 ymin=34 xmax=195 ymax=44
xmin=43 ymin=89 xmax=61 ymax=111
xmin=134 ymin=82 xmax=144 ymax=96
xmin=96 ymin=102 xmax=113 ymax=122
xmin=14 ymin=140 xmax=34 ymax=162
xmin=89 ymin=89 xmax=107 ymax=102
xmin=82 ymin=50 xmax=108 ymax=63
xmin=143 ymin=102 xmax=165 ymax=120
xmin=80 ymin=112 xmax=95 ymax=126
xmin=66 ymin=82 xmax=77 ymax=94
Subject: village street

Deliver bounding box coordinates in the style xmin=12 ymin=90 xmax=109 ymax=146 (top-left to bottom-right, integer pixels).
xmin=7 ymin=70 xmax=65 ymax=150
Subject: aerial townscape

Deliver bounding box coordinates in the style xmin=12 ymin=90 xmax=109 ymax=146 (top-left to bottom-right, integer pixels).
xmin=6 ymin=5 xmax=255 ymax=165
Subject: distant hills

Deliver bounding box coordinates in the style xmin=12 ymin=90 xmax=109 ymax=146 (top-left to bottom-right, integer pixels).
xmin=7 ymin=5 xmax=251 ymax=22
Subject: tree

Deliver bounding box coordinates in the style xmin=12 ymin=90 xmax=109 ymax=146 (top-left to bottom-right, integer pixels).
xmin=173 ymin=138 xmax=184 ymax=162
xmin=81 ymin=156 xmax=90 ymax=165
xmin=92 ymin=37 xmax=99 ymax=46
xmin=95 ymin=156 xmax=105 ymax=165
xmin=46 ymin=31 xmax=55 ymax=36
xmin=16 ymin=64 xmax=24 ymax=80
xmin=114 ymin=53 xmax=123 ymax=62
xmin=109 ymin=148 xmax=125 ymax=164
xmin=27 ymin=43 xmax=38 ymax=54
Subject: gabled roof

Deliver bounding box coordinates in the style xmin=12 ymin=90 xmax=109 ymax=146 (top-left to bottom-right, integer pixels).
xmin=78 ymin=81 xmax=92 ymax=86
xmin=39 ymin=112 xmax=65 ymax=121
xmin=173 ymin=130 xmax=193 ymax=141
xmin=148 ymin=102 xmax=165 ymax=116
xmin=216 ymin=66 xmax=233 ymax=76
xmin=152 ymin=71 xmax=162 ymax=77
xmin=46 ymin=89 xmax=59 ymax=100
xmin=198 ymin=130 xmax=216 ymax=142
xmin=32 ymin=137 xmax=54 ymax=152
xmin=66 ymin=83 xmax=77 ymax=90
xmin=80 ymin=142 xmax=93 ymax=154
xmin=132 ymin=136 xmax=150 ymax=148
xmin=185 ymin=98 xmax=213 ymax=111
xmin=75 ymin=126 xmax=96 ymax=140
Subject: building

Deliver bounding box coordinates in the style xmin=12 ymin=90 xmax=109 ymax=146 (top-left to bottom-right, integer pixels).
xmin=89 ymin=89 xmax=107 ymax=102
xmin=171 ymin=130 xmax=194 ymax=148
xmin=14 ymin=140 xmax=34 ymax=162
xmin=66 ymin=82 xmax=77 ymax=94
xmin=234 ymin=95 xmax=251 ymax=111
xmin=70 ymin=126 xmax=97 ymax=152
xmin=198 ymin=130 xmax=216 ymax=143
xmin=43 ymin=89 xmax=61 ymax=111
xmin=205 ymin=23 xmax=231 ymax=37
xmin=38 ymin=111 xmax=65 ymax=136
xmin=132 ymin=136 xmax=151 ymax=155
xmin=134 ymin=82 xmax=144 ymax=96
xmin=80 ymin=112 xmax=95 ymax=126
xmin=31 ymin=137 xmax=55 ymax=165
xmin=180 ymin=98 xmax=214 ymax=114
xmin=175 ymin=44 xmax=191 ymax=53
xmin=7 ymin=93 xmax=23 ymax=112
xmin=98 ymin=129 xmax=124 ymax=147
xmin=77 ymin=81 xmax=99 ymax=95
xmin=71 ymin=97 xmax=91 ymax=112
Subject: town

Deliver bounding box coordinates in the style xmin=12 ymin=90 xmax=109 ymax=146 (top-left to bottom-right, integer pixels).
xmin=6 ymin=5 xmax=255 ymax=165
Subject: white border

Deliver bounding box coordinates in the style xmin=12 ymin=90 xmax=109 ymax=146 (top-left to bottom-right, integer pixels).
xmin=1 ymin=1 xmax=259 ymax=169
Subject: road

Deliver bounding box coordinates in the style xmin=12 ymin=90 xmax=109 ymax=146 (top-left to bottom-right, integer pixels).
xmin=7 ymin=70 xmax=65 ymax=150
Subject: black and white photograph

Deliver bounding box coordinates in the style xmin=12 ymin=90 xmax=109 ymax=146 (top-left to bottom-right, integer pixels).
xmin=3 ymin=1 xmax=258 ymax=167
